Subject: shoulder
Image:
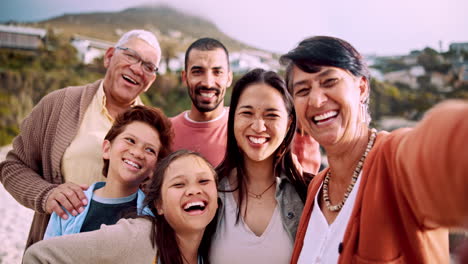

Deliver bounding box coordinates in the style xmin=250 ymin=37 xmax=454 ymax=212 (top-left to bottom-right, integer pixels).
xmin=37 ymin=80 xmax=100 ymax=108
xmin=110 ymin=218 xmax=153 ymax=233
xmin=170 ymin=111 xmax=189 ymax=128
xmin=170 ymin=111 xmax=186 ymax=121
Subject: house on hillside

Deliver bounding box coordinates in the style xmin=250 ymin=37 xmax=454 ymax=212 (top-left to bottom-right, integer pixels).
xmin=383 ymin=66 xmax=425 ymax=89
xmin=0 ymin=24 xmax=47 ymax=50
xmin=455 ymin=63 xmax=468 ymax=85
xmin=70 ymin=35 xmax=113 ymax=64
xmin=230 ymin=50 xmax=279 ymax=73
xmin=449 ymin=42 xmax=468 ymax=54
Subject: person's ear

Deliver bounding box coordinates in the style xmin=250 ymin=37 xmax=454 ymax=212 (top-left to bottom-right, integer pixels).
xmin=181 ymin=70 xmax=187 ymax=84
xmin=102 ymin=140 xmax=111 ymax=160
xmin=358 ymin=76 xmax=369 ymax=102
xmin=155 ymin=202 xmax=164 ymax=215
xmin=103 ymin=47 xmax=116 ymax=69
xmin=227 ymin=70 xmax=233 ymax=87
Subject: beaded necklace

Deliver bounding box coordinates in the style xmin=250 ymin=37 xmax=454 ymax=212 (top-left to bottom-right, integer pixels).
xmin=322 ymin=128 xmax=377 ymax=212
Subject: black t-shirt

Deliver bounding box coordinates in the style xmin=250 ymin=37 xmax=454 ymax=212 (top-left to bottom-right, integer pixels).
xmin=80 ymin=196 xmax=137 ymax=233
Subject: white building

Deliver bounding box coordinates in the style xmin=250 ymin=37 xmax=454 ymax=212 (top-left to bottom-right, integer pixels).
xmin=0 ymin=24 xmax=47 ymax=50
xmin=70 ymin=35 xmax=113 ymax=64
xmin=383 ymin=66 xmax=425 ymax=89
xmin=230 ymin=49 xmax=279 ymax=73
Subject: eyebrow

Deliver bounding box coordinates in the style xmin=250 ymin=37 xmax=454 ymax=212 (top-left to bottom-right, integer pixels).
xmin=120 ymin=132 xmax=159 ymax=149
xmin=238 ymin=105 xmax=281 ymax=112
xmin=168 ymin=175 xmax=185 ymax=182
xmin=292 ymin=68 xmax=338 ymax=89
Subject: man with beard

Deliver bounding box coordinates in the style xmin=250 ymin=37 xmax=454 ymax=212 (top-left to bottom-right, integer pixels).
xmin=171 ymin=38 xmax=232 ymax=166
xmin=171 ymin=38 xmax=322 ymax=174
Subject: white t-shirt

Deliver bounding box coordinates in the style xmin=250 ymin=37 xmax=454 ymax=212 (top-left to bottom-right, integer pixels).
xmin=210 ymin=191 xmax=293 ymax=264
xmin=298 ymin=172 xmax=362 ymax=264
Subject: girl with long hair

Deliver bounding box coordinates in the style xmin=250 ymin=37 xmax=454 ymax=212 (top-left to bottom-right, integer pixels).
xmin=24 ymin=150 xmax=219 ymax=264
xmin=210 ymin=68 xmax=310 ymax=263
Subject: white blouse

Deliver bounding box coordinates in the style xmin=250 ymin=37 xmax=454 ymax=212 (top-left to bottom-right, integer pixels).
xmin=298 ymin=172 xmax=362 ymax=264
xmin=210 ymin=191 xmax=293 ymax=264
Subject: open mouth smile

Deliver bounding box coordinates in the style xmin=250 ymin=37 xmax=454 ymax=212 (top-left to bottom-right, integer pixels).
xmin=312 ymin=110 xmax=339 ymax=125
xmin=182 ymin=201 xmax=207 ymax=215
xmin=122 ymin=74 xmax=140 ymax=85
xmin=248 ymin=136 xmax=269 ymax=144
xmin=123 ymin=159 xmax=142 ymax=169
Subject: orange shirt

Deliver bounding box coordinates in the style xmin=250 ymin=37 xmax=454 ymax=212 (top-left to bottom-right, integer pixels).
xmin=291 ymin=100 xmax=468 ymax=264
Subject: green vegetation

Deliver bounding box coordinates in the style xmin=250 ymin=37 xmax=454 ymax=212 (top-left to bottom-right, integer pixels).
xmin=0 ymin=31 xmax=241 ymax=146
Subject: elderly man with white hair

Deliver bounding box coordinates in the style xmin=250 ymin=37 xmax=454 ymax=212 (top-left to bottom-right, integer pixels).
xmin=0 ymin=29 xmax=162 ymax=248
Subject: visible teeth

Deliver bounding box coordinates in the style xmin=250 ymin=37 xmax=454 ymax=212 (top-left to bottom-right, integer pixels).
xmin=314 ymin=111 xmax=338 ymax=122
xmin=248 ymin=136 xmax=267 ymax=144
xmin=184 ymin=201 xmax=205 ymax=210
xmin=123 ymin=75 xmax=138 ymax=84
xmin=124 ymin=159 xmax=141 ymax=169
xmin=200 ymin=92 xmax=215 ymax=98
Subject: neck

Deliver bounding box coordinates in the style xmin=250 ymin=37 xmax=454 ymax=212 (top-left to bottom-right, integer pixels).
xmin=94 ymin=176 xmax=139 ymax=198
xmin=243 ymin=156 xmax=275 ymax=187
xmin=176 ymin=230 xmax=204 ymax=264
xmin=326 ymin=125 xmax=370 ymax=185
xmin=103 ymin=82 xmax=134 ymax=119
xmin=188 ymin=105 xmax=224 ymax=122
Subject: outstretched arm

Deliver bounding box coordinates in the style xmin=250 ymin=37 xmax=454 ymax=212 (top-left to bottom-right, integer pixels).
xmin=394 ymin=100 xmax=468 ymax=228
xmin=23 ymin=218 xmax=155 ymax=264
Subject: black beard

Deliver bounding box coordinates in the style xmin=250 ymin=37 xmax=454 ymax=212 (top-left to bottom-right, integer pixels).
xmin=193 ymin=99 xmax=223 ymax=113
xmin=189 ymin=85 xmax=223 ymax=113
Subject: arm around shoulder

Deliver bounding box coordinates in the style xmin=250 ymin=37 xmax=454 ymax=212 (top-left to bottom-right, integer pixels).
xmin=0 ymin=90 xmax=67 ymax=213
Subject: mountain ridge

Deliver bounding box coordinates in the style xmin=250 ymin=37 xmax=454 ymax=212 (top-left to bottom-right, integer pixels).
xmin=25 ymin=5 xmax=262 ymax=52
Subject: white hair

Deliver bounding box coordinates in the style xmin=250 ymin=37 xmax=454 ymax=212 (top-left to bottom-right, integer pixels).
xmin=115 ymin=29 xmax=162 ymax=65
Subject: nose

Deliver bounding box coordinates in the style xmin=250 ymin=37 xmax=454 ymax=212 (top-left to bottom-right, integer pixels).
xmin=308 ymin=88 xmax=327 ymax=108
xmin=251 ymin=118 xmax=266 ymax=133
xmin=129 ymin=61 xmax=144 ymax=76
xmin=186 ymin=183 xmax=202 ymax=196
xmin=201 ymin=73 xmax=215 ymax=88
xmin=130 ymin=146 xmax=144 ymax=159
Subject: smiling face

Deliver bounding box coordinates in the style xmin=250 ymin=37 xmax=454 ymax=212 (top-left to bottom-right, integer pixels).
xmin=156 ymin=155 xmax=218 ymax=234
xmin=102 ymin=121 xmax=161 ymax=190
xmin=291 ymin=65 xmax=368 ymax=147
xmin=234 ymin=83 xmax=291 ymax=164
xmin=182 ymin=48 xmax=232 ymax=114
xmin=103 ymin=37 xmax=160 ymax=107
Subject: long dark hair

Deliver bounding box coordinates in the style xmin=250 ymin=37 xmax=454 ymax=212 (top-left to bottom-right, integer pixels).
xmin=142 ymin=150 xmax=218 ymax=264
xmin=216 ymin=68 xmax=308 ymax=222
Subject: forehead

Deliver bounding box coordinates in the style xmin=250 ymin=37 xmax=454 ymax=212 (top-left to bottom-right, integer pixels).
xmin=164 ymin=155 xmax=214 ymax=181
xmin=291 ymin=65 xmax=349 ymax=84
xmin=237 ymin=83 xmax=287 ymax=111
xmin=187 ymin=48 xmax=229 ymax=69
xmin=120 ymin=121 xmax=160 ymax=144
xmin=121 ymin=38 xmax=160 ymax=62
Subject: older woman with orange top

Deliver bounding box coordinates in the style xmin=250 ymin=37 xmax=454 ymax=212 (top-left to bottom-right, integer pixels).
xmin=280 ymin=36 xmax=468 ymax=263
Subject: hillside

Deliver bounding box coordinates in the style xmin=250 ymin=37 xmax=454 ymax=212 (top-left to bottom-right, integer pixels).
xmin=31 ymin=5 xmax=256 ymax=52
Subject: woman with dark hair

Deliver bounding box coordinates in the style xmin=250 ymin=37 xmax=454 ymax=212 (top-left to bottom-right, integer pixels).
xmin=210 ymin=68 xmax=310 ymax=263
xmin=281 ymin=36 xmax=468 ymax=263
xmin=24 ymin=150 xmax=219 ymax=264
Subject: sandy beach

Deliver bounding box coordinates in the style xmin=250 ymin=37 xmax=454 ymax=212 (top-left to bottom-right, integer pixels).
xmin=0 ymin=145 xmax=34 ymax=264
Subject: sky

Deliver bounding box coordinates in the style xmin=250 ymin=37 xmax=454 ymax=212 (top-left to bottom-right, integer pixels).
xmin=1 ymin=0 xmax=467 ymax=56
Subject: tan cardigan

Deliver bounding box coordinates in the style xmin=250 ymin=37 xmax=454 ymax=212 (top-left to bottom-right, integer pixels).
xmin=290 ymin=101 xmax=468 ymax=264
xmin=0 ymin=80 xmax=101 ymax=247
xmin=23 ymin=218 xmax=156 ymax=264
